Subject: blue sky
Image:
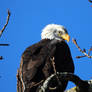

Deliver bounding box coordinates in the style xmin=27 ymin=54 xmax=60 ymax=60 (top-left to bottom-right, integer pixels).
xmin=0 ymin=0 xmax=92 ymax=92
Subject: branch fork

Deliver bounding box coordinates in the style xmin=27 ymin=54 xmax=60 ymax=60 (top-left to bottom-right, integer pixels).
xmin=72 ymin=38 xmax=92 ymax=58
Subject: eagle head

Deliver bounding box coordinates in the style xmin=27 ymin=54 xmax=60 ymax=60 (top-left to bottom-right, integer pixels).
xmin=41 ymin=24 xmax=70 ymax=42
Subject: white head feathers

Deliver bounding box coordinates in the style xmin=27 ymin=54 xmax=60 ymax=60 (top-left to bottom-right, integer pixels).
xmin=41 ymin=24 xmax=66 ymax=40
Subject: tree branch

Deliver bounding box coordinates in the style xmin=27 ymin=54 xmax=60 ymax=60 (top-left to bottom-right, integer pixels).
xmin=39 ymin=73 xmax=56 ymax=92
xmin=0 ymin=44 xmax=9 ymax=46
xmin=0 ymin=10 xmax=10 ymax=60
xmin=50 ymin=57 xmax=61 ymax=90
xmin=0 ymin=56 xmax=3 ymax=60
xmin=89 ymin=0 xmax=92 ymax=3
xmin=72 ymin=38 xmax=92 ymax=58
xmin=0 ymin=10 xmax=11 ymax=37
xmin=50 ymin=57 xmax=56 ymax=74
xmin=65 ymin=79 xmax=92 ymax=92
xmin=39 ymin=72 xmax=92 ymax=92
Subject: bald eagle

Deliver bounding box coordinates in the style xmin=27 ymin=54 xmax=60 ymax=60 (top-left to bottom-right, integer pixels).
xmin=18 ymin=24 xmax=74 ymax=92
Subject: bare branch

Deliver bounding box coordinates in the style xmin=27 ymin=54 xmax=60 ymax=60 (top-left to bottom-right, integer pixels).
xmin=31 ymin=80 xmax=44 ymax=88
xmin=65 ymin=79 xmax=92 ymax=92
xmin=0 ymin=44 xmax=9 ymax=46
xmin=39 ymin=73 xmax=56 ymax=92
xmin=0 ymin=56 xmax=3 ymax=60
xmin=39 ymin=72 xmax=92 ymax=92
xmin=0 ymin=10 xmax=11 ymax=37
xmin=50 ymin=57 xmax=61 ymax=90
xmin=88 ymin=46 xmax=92 ymax=55
xmin=89 ymin=0 xmax=92 ymax=3
xmin=76 ymin=55 xmax=86 ymax=58
xmin=50 ymin=57 xmax=56 ymax=74
xmin=72 ymin=38 xmax=92 ymax=58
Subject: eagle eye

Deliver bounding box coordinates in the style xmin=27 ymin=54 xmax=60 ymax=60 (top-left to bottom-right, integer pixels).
xmin=58 ymin=31 xmax=63 ymax=34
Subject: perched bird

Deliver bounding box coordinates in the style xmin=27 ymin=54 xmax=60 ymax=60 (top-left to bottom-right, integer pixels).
xmin=18 ymin=24 xmax=74 ymax=92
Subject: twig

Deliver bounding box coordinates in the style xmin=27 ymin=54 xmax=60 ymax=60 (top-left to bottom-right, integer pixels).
xmin=50 ymin=57 xmax=61 ymax=90
xmin=32 ymin=80 xmax=44 ymax=87
xmin=0 ymin=10 xmax=11 ymax=37
xmin=50 ymin=57 xmax=56 ymax=73
xmin=88 ymin=46 xmax=92 ymax=55
xmin=72 ymin=38 xmax=92 ymax=58
xmin=0 ymin=44 xmax=9 ymax=46
xmin=89 ymin=0 xmax=92 ymax=3
xmin=76 ymin=55 xmax=86 ymax=58
xmin=0 ymin=56 xmax=3 ymax=60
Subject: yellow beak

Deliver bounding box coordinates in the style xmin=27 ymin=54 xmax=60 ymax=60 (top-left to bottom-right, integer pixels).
xmin=61 ymin=33 xmax=70 ymax=42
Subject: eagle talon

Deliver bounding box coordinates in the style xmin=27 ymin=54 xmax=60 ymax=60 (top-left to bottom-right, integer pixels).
xmin=49 ymin=86 xmax=57 ymax=90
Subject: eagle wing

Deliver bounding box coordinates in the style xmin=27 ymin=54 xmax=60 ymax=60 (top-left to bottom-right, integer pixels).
xmin=18 ymin=39 xmax=61 ymax=92
xmin=19 ymin=39 xmax=56 ymax=91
